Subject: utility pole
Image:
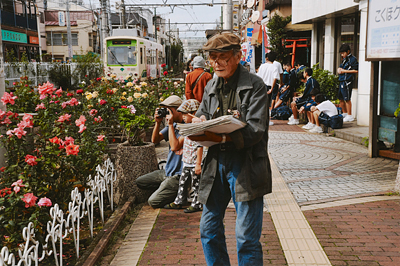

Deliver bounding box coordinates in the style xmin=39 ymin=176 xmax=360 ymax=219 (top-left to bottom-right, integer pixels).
xmin=121 ymin=0 xmax=126 ymax=29
xmin=66 ymin=0 xmax=73 ymax=60
xmin=0 ymin=18 xmax=6 ymax=167
xmin=107 ymin=0 xmax=112 ymax=35
xmin=227 ymin=0 xmax=233 ymax=32
xmin=154 ymin=8 xmax=157 ymax=42
xmin=169 ymin=19 xmax=171 ymax=69
xmin=101 ymin=0 xmax=108 ymax=40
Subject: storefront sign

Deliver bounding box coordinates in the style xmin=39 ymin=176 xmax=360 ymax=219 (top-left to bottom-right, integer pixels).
xmin=29 ymin=36 xmax=39 ymax=44
xmin=1 ymin=30 xmax=27 ymax=44
xmin=366 ymin=0 xmax=400 ymax=60
xmin=58 ymin=11 xmax=66 ymax=27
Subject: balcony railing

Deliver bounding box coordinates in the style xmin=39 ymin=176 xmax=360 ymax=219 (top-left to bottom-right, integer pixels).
xmin=265 ymin=0 xmax=292 ymax=9
xmin=1 ymin=10 xmax=37 ymax=31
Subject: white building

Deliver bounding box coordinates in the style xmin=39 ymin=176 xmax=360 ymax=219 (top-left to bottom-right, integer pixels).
xmin=181 ymin=37 xmax=207 ymax=62
xmin=292 ymin=0 xmax=369 ymax=126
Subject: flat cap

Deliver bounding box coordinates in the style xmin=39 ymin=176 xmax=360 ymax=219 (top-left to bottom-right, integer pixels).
xmin=160 ymin=95 xmax=183 ymax=107
xmin=202 ymin=32 xmax=241 ymax=52
xmin=177 ymin=99 xmax=200 ymax=113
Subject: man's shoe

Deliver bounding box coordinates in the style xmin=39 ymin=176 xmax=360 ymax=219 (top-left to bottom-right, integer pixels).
xmin=184 ymin=206 xmax=203 ymax=213
xmin=269 ymin=121 xmax=274 ymax=126
xmin=343 ymin=115 xmax=354 ymax=122
xmin=309 ymin=126 xmax=323 ymax=133
xmin=164 ymin=203 xmax=182 ymax=209
xmin=288 ymin=119 xmax=299 ymax=125
xmin=288 ymin=114 xmax=294 ymax=121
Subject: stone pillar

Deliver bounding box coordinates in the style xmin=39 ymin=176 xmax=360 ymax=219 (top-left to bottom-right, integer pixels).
xmin=356 ymin=0 xmax=372 ymax=126
xmin=324 ymin=18 xmax=335 ymax=73
xmin=311 ymin=22 xmax=318 ymax=67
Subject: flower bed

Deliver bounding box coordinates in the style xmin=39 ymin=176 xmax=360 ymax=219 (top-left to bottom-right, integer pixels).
xmin=0 ymin=74 xmax=185 ymax=254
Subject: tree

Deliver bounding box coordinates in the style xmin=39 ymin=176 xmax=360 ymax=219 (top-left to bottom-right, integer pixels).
xmin=266 ymin=14 xmax=292 ymax=62
xmin=171 ymin=39 xmax=184 ymax=74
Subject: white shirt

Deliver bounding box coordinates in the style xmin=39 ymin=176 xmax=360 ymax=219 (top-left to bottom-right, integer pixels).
xmin=317 ymin=100 xmax=338 ymax=117
xmin=257 ymin=62 xmax=279 ymax=86
xmin=273 ymin=61 xmax=283 ymax=81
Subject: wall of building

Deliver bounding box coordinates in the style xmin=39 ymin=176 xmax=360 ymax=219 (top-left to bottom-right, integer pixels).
xmin=292 ymin=0 xmax=358 ymax=24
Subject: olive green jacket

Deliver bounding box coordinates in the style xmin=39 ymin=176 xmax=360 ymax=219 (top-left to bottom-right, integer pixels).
xmin=196 ymin=64 xmax=272 ymax=203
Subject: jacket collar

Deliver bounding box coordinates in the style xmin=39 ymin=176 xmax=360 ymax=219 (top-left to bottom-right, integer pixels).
xmin=209 ymin=64 xmax=253 ymax=96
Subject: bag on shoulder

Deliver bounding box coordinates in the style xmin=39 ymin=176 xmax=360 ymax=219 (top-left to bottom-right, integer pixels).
xmin=271 ymin=105 xmax=292 ymax=120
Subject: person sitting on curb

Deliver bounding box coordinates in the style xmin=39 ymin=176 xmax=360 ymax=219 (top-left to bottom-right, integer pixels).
xmin=309 ymin=94 xmax=342 ymax=133
xmin=288 ymin=67 xmax=320 ymax=125
xmin=300 ymin=88 xmax=320 ymax=130
xmin=164 ymin=99 xmax=205 ymax=213
xmin=136 ymin=95 xmax=184 ymax=208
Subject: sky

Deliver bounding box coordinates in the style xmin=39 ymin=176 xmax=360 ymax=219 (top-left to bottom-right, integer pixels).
xmin=81 ymin=0 xmax=223 ymax=39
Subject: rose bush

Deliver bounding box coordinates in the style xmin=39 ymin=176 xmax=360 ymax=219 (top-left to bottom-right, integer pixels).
xmin=0 ymin=73 xmax=185 ymax=251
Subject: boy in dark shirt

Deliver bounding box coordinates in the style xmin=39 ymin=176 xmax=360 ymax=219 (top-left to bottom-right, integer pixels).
xmin=274 ymin=62 xmax=297 ymax=108
xmin=337 ymin=44 xmax=358 ymax=122
xmin=288 ymin=68 xmax=320 ymax=125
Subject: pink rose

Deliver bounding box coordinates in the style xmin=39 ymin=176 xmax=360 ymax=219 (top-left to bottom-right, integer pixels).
xmin=75 ymin=115 xmax=86 ymax=127
xmin=25 ymin=155 xmax=38 ymax=166
xmin=99 ymin=100 xmax=107 ymax=105
xmin=97 ymin=135 xmax=105 ymax=141
xmin=35 ymin=103 xmax=46 ymax=111
xmin=38 ymin=197 xmax=52 ymax=207
xmin=1 ymin=92 xmax=18 ymax=105
xmin=89 ymin=109 xmax=98 ymax=116
xmin=38 ymin=81 xmax=56 ymax=96
xmin=78 ymin=124 xmax=86 ymax=133
xmin=11 ymin=179 xmax=25 ymax=194
xmin=22 ymin=193 xmax=38 ymax=208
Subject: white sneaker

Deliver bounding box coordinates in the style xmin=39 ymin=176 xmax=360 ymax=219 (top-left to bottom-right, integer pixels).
xmin=302 ymin=122 xmax=312 ymax=129
xmin=288 ymin=119 xmax=299 ymax=125
xmin=343 ymin=115 xmax=354 ymax=122
xmin=288 ymin=114 xmax=294 ymax=121
xmin=342 ymin=113 xmax=348 ymax=118
xmin=307 ymin=124 xmax=316 ymax=130
xmin=309 ymin=126 xmax=323 ymax=133
xmin=269 ymin=121 xmax=274 ymax=126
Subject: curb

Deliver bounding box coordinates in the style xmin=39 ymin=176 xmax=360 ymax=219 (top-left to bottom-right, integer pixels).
xmin=77 ymin=196 xmax=135 ymax=266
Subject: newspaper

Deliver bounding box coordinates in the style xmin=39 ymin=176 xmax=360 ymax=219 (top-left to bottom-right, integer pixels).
xmin=177 ymin=115 xmax=246 ymax=137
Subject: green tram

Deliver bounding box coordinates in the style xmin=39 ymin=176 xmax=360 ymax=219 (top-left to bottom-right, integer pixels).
xmin=104 ymin=36 xmax=164 ymax=79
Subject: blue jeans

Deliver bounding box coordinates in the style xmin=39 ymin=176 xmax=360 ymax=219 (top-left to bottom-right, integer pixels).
xmin=200 ymin=151 xmax=264 ymax=266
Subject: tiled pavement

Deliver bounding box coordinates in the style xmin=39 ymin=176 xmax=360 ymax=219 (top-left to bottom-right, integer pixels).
xmin=109 ymin=120 xmax=400 ymax=265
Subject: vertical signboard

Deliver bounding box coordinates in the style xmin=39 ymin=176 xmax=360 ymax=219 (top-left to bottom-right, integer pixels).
xmin=58 ymin=11 xmax=66 ymax=27
xmin=245 ymin=28 xmax=255 ymax=72
xmin=366 ymin=0 xmax=400 ymax=60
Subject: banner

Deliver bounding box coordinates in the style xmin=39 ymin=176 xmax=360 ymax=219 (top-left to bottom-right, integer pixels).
xmin=245 ymin=28 xmax=255 ymax=73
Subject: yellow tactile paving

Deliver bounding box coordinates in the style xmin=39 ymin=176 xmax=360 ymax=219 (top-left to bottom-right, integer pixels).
xmin=265 ymin=157 xmax=332 ymax=266
xmin=109 ymin=206 xmax=160 ymax=266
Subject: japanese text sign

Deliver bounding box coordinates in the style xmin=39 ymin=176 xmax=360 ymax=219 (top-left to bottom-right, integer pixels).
xmin=366 ymin=0 xmax=400 ymax=60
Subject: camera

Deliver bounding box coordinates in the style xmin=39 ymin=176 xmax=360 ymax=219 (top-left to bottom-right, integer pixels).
xmin=157 ymin=107 xmax=169 ymax=118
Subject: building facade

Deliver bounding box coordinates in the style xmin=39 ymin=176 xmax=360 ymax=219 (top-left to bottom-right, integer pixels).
xmin=1 ymin=0 xmax=41 ymax=61
xmin=292 ymin=0 xmax=368 ymax=126
xmin=44 ymin=2 xmax=98 ymax=61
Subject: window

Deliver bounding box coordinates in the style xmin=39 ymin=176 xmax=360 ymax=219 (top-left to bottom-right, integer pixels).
xmin=46 ymin=33 xmax=78 ymax=46
xmin=107 ymin=46 xmax=137 ymax=66
xmin=89 ymin=33 xmax=93 ymax=47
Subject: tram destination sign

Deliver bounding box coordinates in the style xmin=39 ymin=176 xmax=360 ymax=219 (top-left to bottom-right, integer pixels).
xmin=1 ymin=30 xmax=27 ymax=44
xmin=366 ymin=0 xmax=400 ymax=60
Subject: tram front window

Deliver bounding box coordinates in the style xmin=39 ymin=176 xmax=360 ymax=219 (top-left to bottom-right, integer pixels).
xmin=107 ymin=46 xmax=137 ymax=66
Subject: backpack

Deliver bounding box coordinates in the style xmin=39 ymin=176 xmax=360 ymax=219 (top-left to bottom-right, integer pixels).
xmin=271 ymin=105 xmax=292 ymax=120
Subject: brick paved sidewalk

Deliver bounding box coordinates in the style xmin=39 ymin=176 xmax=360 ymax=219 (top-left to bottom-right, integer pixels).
xmin=109 ymin=122 xmax=400 ymax=266
xmin=137 ymin=208 xmax=287 ymax=266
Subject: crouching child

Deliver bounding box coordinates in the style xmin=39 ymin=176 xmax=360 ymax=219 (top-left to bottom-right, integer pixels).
xmin=310 ymin=94 xmax=343 ymax=133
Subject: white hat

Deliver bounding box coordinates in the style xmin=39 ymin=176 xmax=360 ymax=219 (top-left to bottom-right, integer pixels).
xmin=192 ymin=56 xmax=206 ymax=69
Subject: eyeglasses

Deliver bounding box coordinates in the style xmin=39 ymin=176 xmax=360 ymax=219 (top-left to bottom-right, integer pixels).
xmin=209 ymin=53 xmax=234 ymax=66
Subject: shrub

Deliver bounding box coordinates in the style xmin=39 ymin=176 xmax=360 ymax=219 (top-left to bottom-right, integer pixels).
xmin=312 ymin=63 xmax=339 ymax=101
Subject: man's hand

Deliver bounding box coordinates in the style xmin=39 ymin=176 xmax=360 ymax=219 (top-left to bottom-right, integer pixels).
xmin=189 ymin=131 xmax=223 ymax=143
xmin=166 ymin=108 xmax=174 ymax=126
xmin=174 ymin=149 xmax=183 ymax=155
xmin=154 ymin=108 xmax=163 ymax=123
xmin=192 ymin=115 xmax=206 ymax=124
xmin=267 ymin=89 xmax=272 ymax=94
xmin=337 ymin=68 xmax=343 ymax=74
